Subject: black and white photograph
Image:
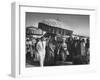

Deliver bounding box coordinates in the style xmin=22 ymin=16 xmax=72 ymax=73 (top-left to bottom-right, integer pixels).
xmin=25 ymin=12 xmax=90 ymax=67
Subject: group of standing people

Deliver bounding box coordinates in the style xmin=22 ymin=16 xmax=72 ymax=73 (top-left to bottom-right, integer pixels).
xmin=26 ymin=34 xmax=90 ymax=67
xmin=67 ymin=37 xmax=90 ymax=64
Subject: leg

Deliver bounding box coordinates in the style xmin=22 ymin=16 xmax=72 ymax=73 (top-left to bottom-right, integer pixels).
xmin=40 ymin=53 xmax=43 ymax=67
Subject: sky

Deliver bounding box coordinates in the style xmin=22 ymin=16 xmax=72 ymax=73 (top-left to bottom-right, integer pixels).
xmin=25 ymin=12 xmax=89 ymax=37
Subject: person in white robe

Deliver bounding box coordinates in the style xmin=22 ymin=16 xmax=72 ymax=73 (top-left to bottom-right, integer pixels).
xmin=36 ymin=37 xmax=46 ymax=67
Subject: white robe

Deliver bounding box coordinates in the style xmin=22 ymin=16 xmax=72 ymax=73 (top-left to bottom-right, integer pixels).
xmin=36 ymin=40 xmax=46 ymax=67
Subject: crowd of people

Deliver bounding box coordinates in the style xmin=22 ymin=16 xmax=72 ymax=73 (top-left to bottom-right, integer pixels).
xmin=67 ymin=37 xmax=90 ymax=64
xmin=26 ymin=33 xmax=90 ymax=67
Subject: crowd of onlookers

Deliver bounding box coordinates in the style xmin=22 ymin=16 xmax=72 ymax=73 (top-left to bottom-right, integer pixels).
xmin=26 ymin=34 xmax=90 ymax=66
xmin=66 ymin=37 xmax=90 ymax=64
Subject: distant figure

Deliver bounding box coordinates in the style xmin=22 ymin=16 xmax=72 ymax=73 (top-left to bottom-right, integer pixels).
xmin=81 ymin=39 xmax=86 ymax=56
xmin=85 ymin=38 xmax=90 ymax=55
xmin=36 ymin=37 xmax=46 ymax=67
xmin=85 ymin=38 xmax=90 ymax=63
xmin=80 ymin=39 xmax=87 ymax=64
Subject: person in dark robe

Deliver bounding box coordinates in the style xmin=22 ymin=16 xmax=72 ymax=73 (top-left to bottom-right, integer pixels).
xmin=44 ymin=36 xmax=56 ymax=66
xmin=85 ymin=38 xmax=90 ymax=64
